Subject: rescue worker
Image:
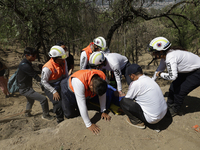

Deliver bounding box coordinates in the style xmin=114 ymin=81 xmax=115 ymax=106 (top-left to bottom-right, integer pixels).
xmin=41 ymin=45 xmax=68 ymax=123
xmin=80 ymin=36 xmax=106 ymax=70
xmin=89 ymin=52 xmax=131 ymax=97
xmin=56 ymin=41 xmax=74 ymax=75
xmin=17 ymin=47 xmax=54 ymax=120
xmin=60 ymin=69 xmax=111 ymax=135
xmin=120 ymin=64 xmax=168 ymax=130
xmin=148 ymin=37 xmax=200 ymax=116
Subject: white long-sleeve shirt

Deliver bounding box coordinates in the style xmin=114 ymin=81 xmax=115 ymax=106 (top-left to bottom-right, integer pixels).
xmin=41 ymin=60 xmax=68 ymax=94
xmin=71 ymin=78 xmax=106 ymax=128
xmin=152 ymin=50 xmax=200 ymax=81
xmin=101 ymin=53 xmax=128 ymax=91
xmin=80 ymin=51 xmax=88 ymax=70
xmin=126 ymin=75 xmax=167 ymax=124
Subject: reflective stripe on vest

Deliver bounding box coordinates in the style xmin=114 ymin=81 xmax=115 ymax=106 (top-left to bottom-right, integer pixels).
xmin=69 ymin=69 xmax=106 ymax=98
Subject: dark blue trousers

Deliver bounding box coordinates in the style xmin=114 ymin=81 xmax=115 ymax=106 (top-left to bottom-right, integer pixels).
xmin=167 ymin=69 xmax=200 ymax=111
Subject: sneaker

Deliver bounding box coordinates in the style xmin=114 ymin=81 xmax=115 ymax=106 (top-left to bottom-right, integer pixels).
xmin=126 ymin=117 xmax=145 ymax=129
xmin=168 ymin=107 xmax=177 ymax=117
xmin=154 ymin=129 xmax=161 ymax=133
xmin=42 ymin=114 xmax=55 ymax=121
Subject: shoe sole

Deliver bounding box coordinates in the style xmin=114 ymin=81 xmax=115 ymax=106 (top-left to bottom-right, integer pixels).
xmin=126 ymin=118 xmax=146 ymax=129
xmin=41 ymin=116 xmax=55 ymax=121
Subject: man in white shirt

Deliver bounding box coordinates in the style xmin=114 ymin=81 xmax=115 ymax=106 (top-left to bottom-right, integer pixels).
xmin=148 ymin=37 xmax=200 ymax=116
xmin=120 ymin=64 xmax=167 ymax=129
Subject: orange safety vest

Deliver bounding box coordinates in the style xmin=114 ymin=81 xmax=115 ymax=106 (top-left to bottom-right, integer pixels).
xmin=81 ymin=42 xmax=94 ymax=61
xmin=43 ymin=58 xmax=66 ymax=83
xmin=69 ymin=69 xmax=106 ymax=98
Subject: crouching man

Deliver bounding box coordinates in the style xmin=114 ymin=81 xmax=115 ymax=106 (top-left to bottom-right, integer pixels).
xmin=18 ymin=47 xmax=54 ymax=120
xmin=61 ymin=69 xmax=111 ymax=134
xmin=120 ymin=64 xmax=168 ymax=130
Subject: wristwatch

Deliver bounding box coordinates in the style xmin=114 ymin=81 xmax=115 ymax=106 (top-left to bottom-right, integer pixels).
xmin=158 ymin=72 xmax=162 ymax=77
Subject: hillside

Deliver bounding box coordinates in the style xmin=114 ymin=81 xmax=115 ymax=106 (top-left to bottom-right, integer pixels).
xmin=0 ymin=47 xmax=200 ymax=150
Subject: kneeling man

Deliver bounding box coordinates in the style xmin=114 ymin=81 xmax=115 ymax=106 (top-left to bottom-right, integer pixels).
xmin=120 ymin=64 xmax=167 ymax=129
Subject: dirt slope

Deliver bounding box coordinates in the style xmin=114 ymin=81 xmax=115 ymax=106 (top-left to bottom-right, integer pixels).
xmin=0 ymin=47 xmax=200 ymax=150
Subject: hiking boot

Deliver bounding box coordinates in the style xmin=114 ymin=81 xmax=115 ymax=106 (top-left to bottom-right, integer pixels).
xmin=126 ymin=117 xmax=145 ymax=129
xmin=42 ymin=114 xmax=55 ymax=121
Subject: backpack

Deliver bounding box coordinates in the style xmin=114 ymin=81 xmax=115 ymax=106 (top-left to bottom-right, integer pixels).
xmin=7 ymin=69 xmax=19 ymax=94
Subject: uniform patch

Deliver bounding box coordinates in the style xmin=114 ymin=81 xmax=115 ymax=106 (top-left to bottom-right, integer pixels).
xmin=157 ymin=43 xmax=162 ymax=47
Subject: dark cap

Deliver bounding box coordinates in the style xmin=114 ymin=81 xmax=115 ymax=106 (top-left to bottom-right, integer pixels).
xmin=127 ymin=64 xmax=142 ymax=75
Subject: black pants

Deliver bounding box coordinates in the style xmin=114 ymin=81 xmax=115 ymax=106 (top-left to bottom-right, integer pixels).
xmin=167 ymin=69 xmax=200 ymax=112
xmin=44 ymin=88 xmax=64 ymax=120
xmin=120 ymin=97 xmax=147 ymax=123
xmin=60 ymin=78 xmax=79 ymax=118
xmin=120 ymin=97 xmax=172 ymax=130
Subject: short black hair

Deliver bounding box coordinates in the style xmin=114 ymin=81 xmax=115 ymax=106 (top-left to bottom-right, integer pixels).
xmin=56 ymin=41 xmax=65 ymax=46
xmin=24 ymin=47 xmax=37 ymax=55
xmin=92 ymin=75 xmax=107 ymax=96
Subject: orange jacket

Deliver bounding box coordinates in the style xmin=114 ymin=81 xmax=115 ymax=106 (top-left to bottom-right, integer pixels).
xmin=81 ymin=42 xmax=94 ymax=61
xmin=43 ymin=58 xmax=66 ymax=83
xmin=69 ymin=69 xmax=106 ymax=98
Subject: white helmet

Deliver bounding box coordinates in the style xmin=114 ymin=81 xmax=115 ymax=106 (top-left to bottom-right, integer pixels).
xmin=48 ymin=45 xmax=67 ymax=59
xmin=89 ymin=52 xmax=105 ymax=67
xmin=93 ymin=36 xmax=106 ymax=50
xmin=148 ymin=37 xmax=171 ymax=52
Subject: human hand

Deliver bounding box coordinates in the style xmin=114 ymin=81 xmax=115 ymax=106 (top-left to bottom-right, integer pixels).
xmin=156 ymin=71 xmax=161 ymax=77
xmin=101 ymin=112 xmax=111 ymax=121
xmin=118 ymin=91 xmax=125 ymax=97
xmin=53 ymin=92 xmax=60 ymax=101
xmin=87 ymin=124 xmax=101 ymax=135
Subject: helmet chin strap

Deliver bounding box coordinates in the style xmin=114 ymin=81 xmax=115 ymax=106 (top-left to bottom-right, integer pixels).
xmin=148 ymin=57 xmax=157 ymax=66
xmin=148 ymin=52 xmax=163 ymax=66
